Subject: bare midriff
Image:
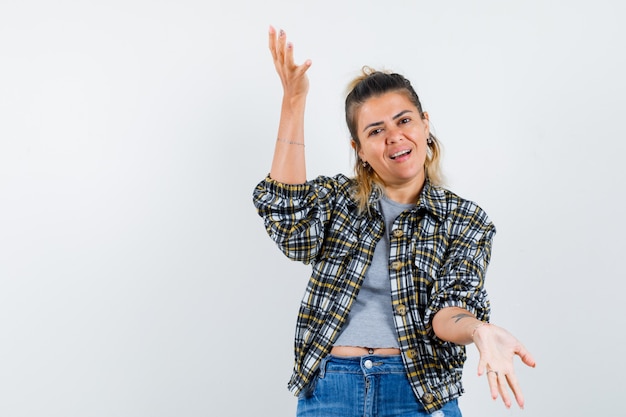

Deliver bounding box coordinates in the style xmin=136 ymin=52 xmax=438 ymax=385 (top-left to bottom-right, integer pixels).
xmin=330 ymin=346 xmax=401 ymax=356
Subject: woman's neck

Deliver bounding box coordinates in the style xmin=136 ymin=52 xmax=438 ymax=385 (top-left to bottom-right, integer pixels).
xmin=383 ymin=178 xmax=425 ymax=205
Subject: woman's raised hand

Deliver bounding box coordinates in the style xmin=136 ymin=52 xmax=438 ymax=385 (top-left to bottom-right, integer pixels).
xmin=268 ymin=25 xmax=312 ymax=99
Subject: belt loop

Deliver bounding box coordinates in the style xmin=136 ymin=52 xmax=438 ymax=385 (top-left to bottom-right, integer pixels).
xmin=318 ymin=355 xmax=331 ymax=379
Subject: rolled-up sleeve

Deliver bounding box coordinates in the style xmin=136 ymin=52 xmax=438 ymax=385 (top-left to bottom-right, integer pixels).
xmin=425 ymin=202 xmax=496 ymax=325
xmin=252 ymin=175 xmax=339 ymax=264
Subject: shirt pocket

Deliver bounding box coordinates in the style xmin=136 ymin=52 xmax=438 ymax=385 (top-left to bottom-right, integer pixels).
xmin=319 ymin=218 xmax=359 ymax=259
xmin=413 ymin=244 xmax=441 ymax=280
xmin=411 ymin=244 xmax=445 ymax=307
xmin=314 ymin=223 xmax=359 ymax=280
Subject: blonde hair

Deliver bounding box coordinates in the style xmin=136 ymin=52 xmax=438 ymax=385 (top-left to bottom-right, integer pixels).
xmin=345 ymin=67 xmax=444 ymax=213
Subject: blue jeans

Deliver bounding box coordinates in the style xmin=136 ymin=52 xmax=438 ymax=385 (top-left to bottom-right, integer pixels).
xmin=297 ymin=355 xmax=461 ymax=417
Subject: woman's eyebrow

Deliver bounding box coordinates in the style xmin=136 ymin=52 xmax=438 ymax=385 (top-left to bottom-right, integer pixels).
xmin=362 ymin=110 xmax=413 ymax=132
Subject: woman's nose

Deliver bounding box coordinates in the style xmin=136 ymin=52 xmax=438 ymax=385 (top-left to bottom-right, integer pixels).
xmin=386 ymin=125 xmax=403 ymax=142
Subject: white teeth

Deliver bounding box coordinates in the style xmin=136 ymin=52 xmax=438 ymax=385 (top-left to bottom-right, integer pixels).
xmin=391 ymin=149 xmax=410 ymax=159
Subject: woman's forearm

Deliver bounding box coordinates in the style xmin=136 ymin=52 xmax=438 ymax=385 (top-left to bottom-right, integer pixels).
xmin=267 ymin=26 xmax=311 ymax=185
xmin=269 ymin=95 xmax=307 ymax=184
xmin=432 ymin=306 xmax=486 ymax=345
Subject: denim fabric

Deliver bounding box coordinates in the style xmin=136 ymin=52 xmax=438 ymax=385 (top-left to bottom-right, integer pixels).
xmin=297 ymin=355 xmax=462 ymax=417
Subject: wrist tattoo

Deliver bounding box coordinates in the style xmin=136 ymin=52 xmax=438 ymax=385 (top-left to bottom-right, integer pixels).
xmin=451 ymin=313 xmax=473 ymax=323
xmin=277 ymin=137 xmax=305 ymax=146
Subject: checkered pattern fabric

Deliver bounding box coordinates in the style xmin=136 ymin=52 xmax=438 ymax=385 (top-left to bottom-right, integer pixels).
xmin=253 ymin=174 xmax=495 ymax=412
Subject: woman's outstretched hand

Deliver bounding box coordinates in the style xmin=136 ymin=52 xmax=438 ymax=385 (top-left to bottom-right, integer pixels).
xmin=472 ymin=323 xmax=536 ymax=409
xmin=268 ymin=25 xmax=312 ymax=99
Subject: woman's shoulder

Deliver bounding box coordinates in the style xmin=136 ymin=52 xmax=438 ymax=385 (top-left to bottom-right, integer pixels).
xmin=428 ymin=183 xmax=492 ymax=223
xmin=309 ymin=173 xmax=356 ymax=190
xmin=255 ymin=173 xmax=357 ymax=200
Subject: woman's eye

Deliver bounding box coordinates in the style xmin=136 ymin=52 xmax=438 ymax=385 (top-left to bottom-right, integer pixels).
xmin=368 ymin=128 xmax=383 ymax=137
xmin=400 ymin=118 xmax=411 ymax=124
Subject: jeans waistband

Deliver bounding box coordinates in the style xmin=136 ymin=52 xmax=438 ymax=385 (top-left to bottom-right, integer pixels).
xmin=318 ymin=354 xmax=405 ymax=378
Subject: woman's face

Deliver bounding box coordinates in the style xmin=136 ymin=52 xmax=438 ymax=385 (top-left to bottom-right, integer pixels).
xmin=356 ymin=91 xmax=430 ymax=191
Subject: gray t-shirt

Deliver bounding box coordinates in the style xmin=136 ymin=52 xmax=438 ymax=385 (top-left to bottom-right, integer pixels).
xmin=333 ymin=196 xmax=414 ymax=349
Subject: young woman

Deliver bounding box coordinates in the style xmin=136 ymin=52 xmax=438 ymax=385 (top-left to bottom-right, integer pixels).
xmin=253 ymin=26 xmax=536 ymax=417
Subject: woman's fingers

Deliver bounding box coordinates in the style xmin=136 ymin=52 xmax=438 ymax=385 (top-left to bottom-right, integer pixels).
xmin=485 ymin=369 xmax=499 ymax=401
xmin=268 ymin=26 xmax=287 ymax=67
xmin=268 ymin=26 xmax=292 ymax=74
xmin=517 ymin=344 xmax=537 ymax=368
xmin=483 ymin=367 xmax=526 ymax=409
xmin=276 ymin=28 xmax=286 ymax=63
xmin=268 ymin=25 xmax=277 ymax=60
xmin=266 ymin=25 xmax=311 ymax=97
xmin=285 ymin=39 xmax=295 ymax=67
xmin=497 ymin=372 xmax=512 ymax=409
xmin=505 ymin=372 xmax=526 ymax=409
xmin=269 ymin=26 xmax=307 ymax=69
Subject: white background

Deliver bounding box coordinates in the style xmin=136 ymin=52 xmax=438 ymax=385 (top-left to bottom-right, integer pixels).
xmin=1 ymin=1 xmax=624 ymax=416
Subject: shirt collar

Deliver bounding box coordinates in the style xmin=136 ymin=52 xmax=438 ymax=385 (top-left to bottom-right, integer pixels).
xmin=364 ymin=178 xmax=447 ymax=222
xmin=415 ymin=179 xmax=447 ymax=222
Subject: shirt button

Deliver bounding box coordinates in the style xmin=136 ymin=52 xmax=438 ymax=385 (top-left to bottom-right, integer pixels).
xmin=422 ymin=393 xmax=434 ymax=404
xmin=395 ymin=304 xmax=407 ymax=315
xmin=392 ymin=229 xmax=404 ymax=238
xmin=390 ymin=261 xmax=402 ymax=270
xmin=406 ymin=349 xmax=418 ymax=359
xmin=364 ymin=359 xmax=373 ymax=369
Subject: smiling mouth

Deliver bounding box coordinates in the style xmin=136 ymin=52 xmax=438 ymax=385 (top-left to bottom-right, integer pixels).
xmin=390 ymin=149 xmax=411 ymax=160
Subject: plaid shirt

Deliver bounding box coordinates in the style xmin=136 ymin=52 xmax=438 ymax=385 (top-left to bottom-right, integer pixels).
xmin=253 ymin=174 xmax=495 ymax=412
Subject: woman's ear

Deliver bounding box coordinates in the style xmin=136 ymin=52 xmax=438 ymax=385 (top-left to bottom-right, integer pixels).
xmin=422 ymin=112 xmax=430 ymax=137
xmin=352 ymin=140 xmax=365 ymax=162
